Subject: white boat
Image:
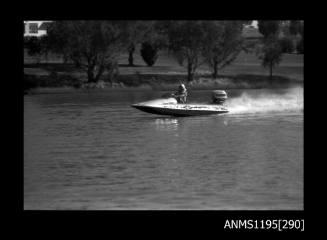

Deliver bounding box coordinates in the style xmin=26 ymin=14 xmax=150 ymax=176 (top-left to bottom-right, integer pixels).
xmin=132 ymin=90 xmax=229 ymax=117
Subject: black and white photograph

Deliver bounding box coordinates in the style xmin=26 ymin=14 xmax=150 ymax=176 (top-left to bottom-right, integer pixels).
xmin=23 ymin=20 xmax=303 ymax=211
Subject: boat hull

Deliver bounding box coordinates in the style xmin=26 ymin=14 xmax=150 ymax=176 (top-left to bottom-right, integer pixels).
xmin=132 ymin=104 xmax=228 ymax=117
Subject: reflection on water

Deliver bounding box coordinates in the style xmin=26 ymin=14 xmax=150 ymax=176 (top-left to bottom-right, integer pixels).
xmin=154 ymin=118 xmax=179 ymax=131
xmin=24 ymin=88 xmax=303 ymax=210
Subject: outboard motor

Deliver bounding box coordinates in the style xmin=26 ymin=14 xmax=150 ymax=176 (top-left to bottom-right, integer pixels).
xmin=212 ymin=90 xmax=227 ymax=105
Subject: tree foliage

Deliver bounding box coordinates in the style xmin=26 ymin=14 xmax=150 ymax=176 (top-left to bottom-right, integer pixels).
xmin=24 ymin=36 xmax=48 ymax=63
xmin=256 ymin=21 xmax=284 ymax=80
xmin=295 ymin=21 xmax=303 ymax=54
xmin=46 ymin=21 xmax=130 ymax=83
xmin=126 ymin=21 xmax=154 ymax=66
xmin=297 ymin=37 xmax=303 ymax=54
xmin=289 ymin=20 xmax=301 ymax=36
xmin=165 ymin=21 xmax=250 ymax=81
xmin=25 ymin=36 xmax=42 ymax=54
xmin=139 ymin=22 xmax=168 ymax=67
xmin=298 ymin=21 xmax=304 ymax=37
xmin=257 ymin=36 xmax=283 ymax=80
xmin=140 ymin=42 xmax=159 ymax=66
xmin=258 ymin=21 xmax=280 ymax=38
xmin=242 ymin=20 xmax=254 ymax=25
xmin=202 ymin=21 xmax=244 ymax=78
xmin=167 ymin=21 xmax=212 ymax=82
xmin=279 ymin=37 xmax=294 ymax=53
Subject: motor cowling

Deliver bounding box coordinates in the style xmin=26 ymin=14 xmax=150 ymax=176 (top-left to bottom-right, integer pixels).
xmin=212 ymin=90 xmax=227 ymax=104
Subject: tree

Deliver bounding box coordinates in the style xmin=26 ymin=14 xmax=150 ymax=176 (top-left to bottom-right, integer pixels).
xmin=298 ymin=21 xmax=304 ymax=37
xmin=202 ymin=21 xmax=244 ymax=78
xmin=242 ymin=20 xmax=254 ymax=26
xmin=258 ymin=21 xmax=280 ymax=39
xmin=126 ymin=21 xmax=154 ymax=66
xmin=297 ymin=37 xmax=303 ymax=54
xmin=297 ymin=21 xmax=303 ymax=54
xmin=289 ymin=20 xmax=301 ymax=36
xmin=256 ymin=21 xmax=283 ymax=80
xmin=279 ymin=37 xmax=294 ymax=53
xmin=46 ymin=21 xmax=130 ymax=83
xmin=25 ymin=36 xmax=47 ymax=64
xmin=257 ymin=36 xmax=283 ymax=81
xmin=167 ymin=21 xmax=210 ymax=82
xmin=140 ymin=42 xmax=158 ymax=66
xmin=127 ymin=43 xmax=136 ymax=66
xmin=140 ymin=22 xmax=168 ymax=67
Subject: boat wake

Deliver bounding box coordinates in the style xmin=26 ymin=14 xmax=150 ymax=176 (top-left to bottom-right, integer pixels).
xmin=226 ymin=87 xmax=303 ymax=115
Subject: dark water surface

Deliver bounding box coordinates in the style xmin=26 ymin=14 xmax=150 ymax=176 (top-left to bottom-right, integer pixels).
xmin=24 ymin=88 xmax=303 ymax=210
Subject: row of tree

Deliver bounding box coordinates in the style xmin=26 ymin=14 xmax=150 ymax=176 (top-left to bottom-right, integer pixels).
xmin=24 ymin=20 xmax=303 ymax=83
xmin=274 ymin=20 xmax=304 ymax=54
xmin=257 ymin=20 xmax=303 ymax=80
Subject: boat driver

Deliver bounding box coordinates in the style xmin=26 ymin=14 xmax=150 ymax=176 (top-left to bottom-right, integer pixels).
xmin=174 ymin=84 xmax=187 ymax=103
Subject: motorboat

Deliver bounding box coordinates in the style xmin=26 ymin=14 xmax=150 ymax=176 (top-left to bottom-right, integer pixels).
xmin=131 ymin=90 xmax=229 ymax=117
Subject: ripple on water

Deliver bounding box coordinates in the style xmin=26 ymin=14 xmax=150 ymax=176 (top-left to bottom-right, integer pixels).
xmin=24 ymin=89 xmax=303 ymax=210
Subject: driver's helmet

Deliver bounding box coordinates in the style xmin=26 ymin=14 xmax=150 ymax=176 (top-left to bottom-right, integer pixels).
xmin=178 ymin=84 xmax=186 ymax=92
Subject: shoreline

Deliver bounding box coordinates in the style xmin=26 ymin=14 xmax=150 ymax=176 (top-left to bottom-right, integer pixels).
xmin=24 ymin=73 xmax=303 ymax=95
xmin=24 ymin=51 xmax=303 ymax=95
xmin=25 ymin=81 xmax=303 ymax=95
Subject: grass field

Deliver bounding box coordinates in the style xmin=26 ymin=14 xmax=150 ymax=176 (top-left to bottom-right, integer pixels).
xmin=24 ymin=49 xmax=303 ymax=91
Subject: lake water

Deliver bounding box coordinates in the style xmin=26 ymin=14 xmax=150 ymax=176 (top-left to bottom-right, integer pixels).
xmin=24 ymin=87 xmax=303 ymax=210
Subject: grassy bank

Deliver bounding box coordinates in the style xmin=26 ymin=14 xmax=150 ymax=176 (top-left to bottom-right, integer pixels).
xmin=24 ymin=72 xmax=303 ymax=95
xmin=24 ymin=50 xmax=303 ymax=93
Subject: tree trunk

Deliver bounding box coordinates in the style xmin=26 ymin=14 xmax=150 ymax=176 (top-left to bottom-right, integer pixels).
xmin=128 ymin=44 xmax=135 ymax=66
xmin=212 ymin=60 xmax=218 ymax=79
xmin=188 ymin=72 xmax=194 ymax=82
xmin=187 ymin=61 xmax=194 ymax=82
xmin=87 ymin=65 xmax=96 ymax=83
xmin=94 ymin=64 xmax=105 ymax=82
xmin=35 ymin=56 xmax=41 ymax=65
xmin=128 ymin=50 xmax=134 ymax=66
